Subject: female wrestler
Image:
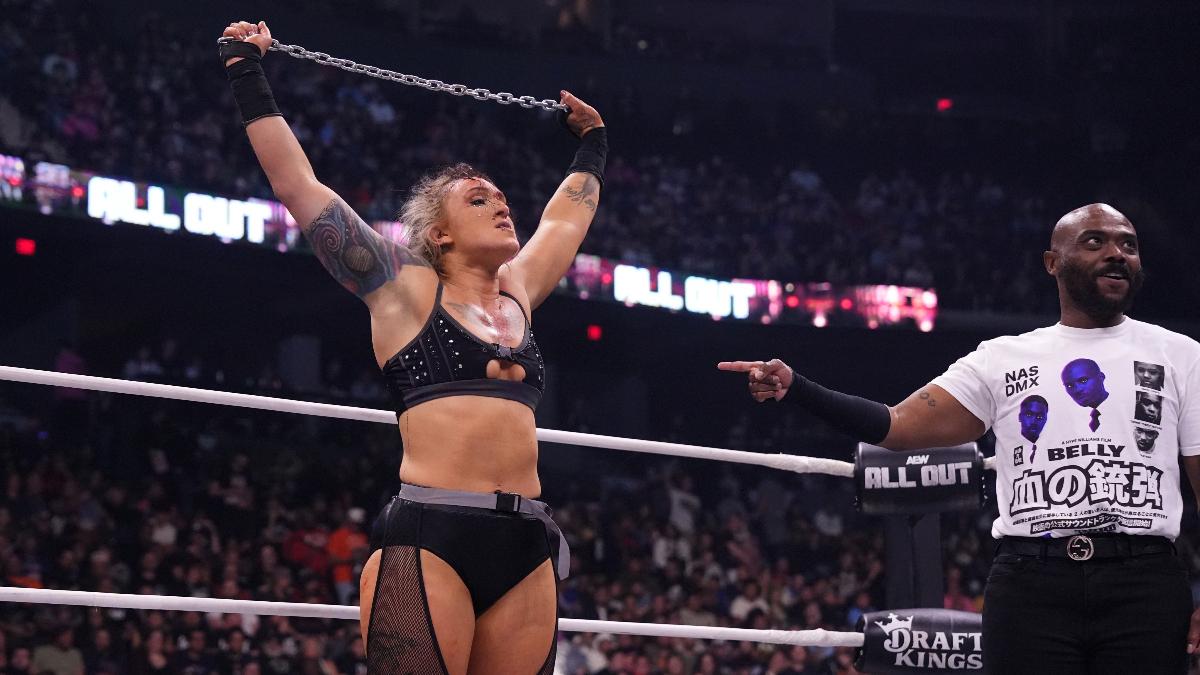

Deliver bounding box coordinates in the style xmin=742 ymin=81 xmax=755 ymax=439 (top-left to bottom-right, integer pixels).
xmin=220 ymin=21 xmax=606 ymax=674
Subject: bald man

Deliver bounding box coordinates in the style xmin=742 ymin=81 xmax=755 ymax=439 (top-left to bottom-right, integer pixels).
xmin=720 ymin=204 xmax=1200 ymax=674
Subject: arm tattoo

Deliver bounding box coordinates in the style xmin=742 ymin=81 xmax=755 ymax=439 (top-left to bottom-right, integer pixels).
xmin=305 ymin=198 xmax=426 ymax=298
xmin=918 ymin=390 xmax=938 ymax=407
xmin=560 ymin=175 xmax=599 ymax=213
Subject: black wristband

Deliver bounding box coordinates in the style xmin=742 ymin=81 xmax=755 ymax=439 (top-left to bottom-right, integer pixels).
xmin=218 ymin=38 xmax=263 ymax=65
xmin=786 ymin=367 xmax=892 ymax=444
xmin=225 ymin=58 xmax=281 ymax=126
xmin=566 ymin=126 xmax=607 ymax=188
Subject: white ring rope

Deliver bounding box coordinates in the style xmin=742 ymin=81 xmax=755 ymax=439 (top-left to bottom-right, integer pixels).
xmin=0 ymin=587 xmax=864 ymax=648
xmin=0 ymin=367 xmax=1003 ymax=652
xmin=0 ymin=366 xmax=854 ymax=477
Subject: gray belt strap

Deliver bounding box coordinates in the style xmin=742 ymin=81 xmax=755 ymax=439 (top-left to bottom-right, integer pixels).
xmin=398 ymin=484 xmax=570 ymax=581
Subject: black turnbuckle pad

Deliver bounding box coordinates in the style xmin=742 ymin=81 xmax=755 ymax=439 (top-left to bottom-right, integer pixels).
xmin=857 ymin=608 xmax=984 ymax=674
xmin=854 ymin=443 xmax=984 ymax=515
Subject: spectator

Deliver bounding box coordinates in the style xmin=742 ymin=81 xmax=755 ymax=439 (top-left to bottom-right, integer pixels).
xmin=122 ymin=346 xmax=163 ymax=381
xmin=30 ymin=628 xmax=83 ymax=675
xmin=326 ymin=508 xmax=368 ymax=606
xmin=131 ymin=628 xmax=171 ymax=675
xmin=81 ymin=627 xmax=122 ymax=673
xmin=5 ymin=646 xmax=33 ymax=675
xmin=943 ymin=565 xmax=979 ymax=612
xmin=729 ymin=581 xmax=770 ymax=624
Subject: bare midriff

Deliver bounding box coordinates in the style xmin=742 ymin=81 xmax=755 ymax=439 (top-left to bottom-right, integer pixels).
xmin=396 ymin=395 xmax=541 ymax=498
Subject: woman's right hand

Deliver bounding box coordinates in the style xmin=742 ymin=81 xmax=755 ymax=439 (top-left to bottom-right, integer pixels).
xmin=222 ymin=20 xmax=272 ymax=67
xmin=560 ymin=90 xmax=604 ymax=137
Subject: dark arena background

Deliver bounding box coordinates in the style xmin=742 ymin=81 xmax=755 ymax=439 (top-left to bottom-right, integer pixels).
xmin=2 ymin=0 xmax=1200 ymax=673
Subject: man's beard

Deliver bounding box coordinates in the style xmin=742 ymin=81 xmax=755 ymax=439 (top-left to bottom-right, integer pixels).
xmin=1059 ymin=257 xmax=1145 ymax=321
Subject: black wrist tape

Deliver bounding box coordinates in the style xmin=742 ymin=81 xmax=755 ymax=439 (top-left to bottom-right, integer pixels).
xmin=225 ymin=59 xmax=281 ymax=126
xmin=567 ymin=127 xmax=607 ymax=188
xmin=219 ymin=39 xmax=263 ymax=65
xmin=787 ymin=368 xmax=892 ymax=444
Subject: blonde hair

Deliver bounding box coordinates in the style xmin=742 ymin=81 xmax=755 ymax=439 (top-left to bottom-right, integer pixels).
xmin=398 ymin=163 xmax=493 ymax=271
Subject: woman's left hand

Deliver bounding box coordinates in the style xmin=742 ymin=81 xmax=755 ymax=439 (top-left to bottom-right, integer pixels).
xmin=560 ymin=90 xmax=604 ymax=137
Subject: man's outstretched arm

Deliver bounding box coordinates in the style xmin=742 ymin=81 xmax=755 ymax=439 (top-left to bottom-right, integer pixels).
xmin=882 ymin=383 xmax=987 ymax=450
xmin=717 ymin=359 xmax=985 ymax=450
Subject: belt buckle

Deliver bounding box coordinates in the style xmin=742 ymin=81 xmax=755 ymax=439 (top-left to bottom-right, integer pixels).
xmin=495 ymin=491 xmax=522 ymax=513
xmin=1067 ymin=535 xmax=1095 ymax=561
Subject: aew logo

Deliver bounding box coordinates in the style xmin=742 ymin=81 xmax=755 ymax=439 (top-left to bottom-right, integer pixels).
xmin=875 ymin=613 xmax=983 ymax=670
xmin=862 ymin=461 xmax=972 ymax=489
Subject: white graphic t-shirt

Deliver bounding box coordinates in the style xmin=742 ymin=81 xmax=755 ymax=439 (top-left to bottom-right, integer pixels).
xmin=932 ymin=318 xmax=1200 ymax=540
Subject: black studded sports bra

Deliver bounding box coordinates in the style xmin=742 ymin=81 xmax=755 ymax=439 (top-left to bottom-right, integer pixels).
xmin=380 ymin=283 xmax=544 ymax=415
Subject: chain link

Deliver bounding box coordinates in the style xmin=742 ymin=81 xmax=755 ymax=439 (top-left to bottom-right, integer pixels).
xmin=219 ymin=37 xmax=567 ymax=112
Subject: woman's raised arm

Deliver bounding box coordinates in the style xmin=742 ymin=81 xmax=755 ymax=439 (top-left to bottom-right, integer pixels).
xmin=221 ymin=21 xmax=430 ymax=300
xmin=508 ymin=91 xmax=606 ymax=309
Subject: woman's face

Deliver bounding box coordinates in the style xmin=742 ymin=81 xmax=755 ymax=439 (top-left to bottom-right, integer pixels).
xmin=435 ymin=178 xmax=519 ymax=266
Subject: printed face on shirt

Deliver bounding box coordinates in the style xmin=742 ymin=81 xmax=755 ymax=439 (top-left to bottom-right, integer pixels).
xmin=1134 ymin=361 xmax=1164 ymax=390
xmin=1018 ymin=395 xmax=1049 ymax=443
xmin=1061 ymin=358 xmax=1109 ymax=409
xmin=1135 ymin=391 xmax=1163 ymax=425
xmin=1134 ymin=426 xmax=1160 ymax=453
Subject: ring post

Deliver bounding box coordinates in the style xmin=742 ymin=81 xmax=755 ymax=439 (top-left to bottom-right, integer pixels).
xmin=854 ymin=443 xmax=985 ymax=611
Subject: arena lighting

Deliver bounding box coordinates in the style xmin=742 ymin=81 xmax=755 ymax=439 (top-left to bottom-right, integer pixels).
xmin=0 ymin=152 xmax=939 ymax=330
xmin=84 ymin=176 xmax=274 ymax=244
xmin=936 ymin=97 xmax=954 ymax=112
xmin=14 ymin=237 xmax=36 ymax=256
xmin=586 ymin=324 xmax=603 ymax=341
xmin=612 ymin=263 xmax=756 ymax=318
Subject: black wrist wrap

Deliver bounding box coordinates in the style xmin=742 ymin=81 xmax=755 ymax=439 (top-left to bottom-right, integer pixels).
xmin=219 ymin=39 xmax=263 ymax=64
xmin=567 ymin=127 xmax=608 ymax=188
xmin=787 ymin=368 xmax=892 ymax=444
xmin=224 ymin=54 xmax=281 ymax=126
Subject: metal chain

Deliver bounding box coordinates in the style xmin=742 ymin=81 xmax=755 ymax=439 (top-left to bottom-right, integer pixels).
xmin=219 ymin=37 xmax=567 ymax=112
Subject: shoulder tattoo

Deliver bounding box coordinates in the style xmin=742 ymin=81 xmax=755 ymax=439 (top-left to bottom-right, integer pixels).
xmin=306 ymin=198 xmax=426 ymax=297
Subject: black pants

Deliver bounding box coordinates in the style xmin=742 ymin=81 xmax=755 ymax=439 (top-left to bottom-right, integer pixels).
xmin=983 ymin=549 xmax=1192 ymax=674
